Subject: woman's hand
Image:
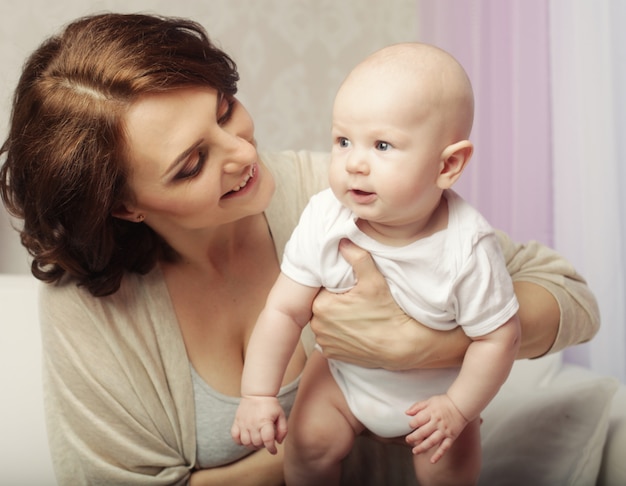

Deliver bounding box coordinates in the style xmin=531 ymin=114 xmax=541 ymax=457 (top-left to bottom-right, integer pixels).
xmin=310 ymin=240 xmax=471 ymax=370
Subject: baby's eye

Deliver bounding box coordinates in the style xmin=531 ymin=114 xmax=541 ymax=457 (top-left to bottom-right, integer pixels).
xmin=376 ymin=141 xmax=391 ymax=151
xmin=217 ymin=95 xmax=235 ymax=125
xmin=337 ymin=137 xmax=350 ymax=148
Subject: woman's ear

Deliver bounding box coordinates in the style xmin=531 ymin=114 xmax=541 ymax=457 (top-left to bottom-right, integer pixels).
xmin=437 ymin=140 xmax=473 ymax=189
xmin=111 ymin=204 xmax=145 ymax=223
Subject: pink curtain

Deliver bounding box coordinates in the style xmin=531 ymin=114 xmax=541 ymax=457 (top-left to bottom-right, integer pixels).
xmin=417 ymin=0 xmax=626 ymax=381
xmin=416 ymin=0 xmax=552 ymax=246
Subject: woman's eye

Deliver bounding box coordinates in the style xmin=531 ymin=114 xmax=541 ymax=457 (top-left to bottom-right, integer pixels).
xmin=175 ymin=151 xmax=207 ymax=180
xmin=217 ymin=95 xmax=234 ymax=125
xmin=376 ymin=141 xmax=391 ymax=151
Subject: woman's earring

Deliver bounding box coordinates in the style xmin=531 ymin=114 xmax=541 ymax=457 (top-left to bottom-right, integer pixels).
xmin=136 ymin=214 xmax=145 ymax=222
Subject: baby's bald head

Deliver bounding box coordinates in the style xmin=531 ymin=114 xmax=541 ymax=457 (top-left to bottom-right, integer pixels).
xmin=336 ymin=42 xmax=474 ymax=144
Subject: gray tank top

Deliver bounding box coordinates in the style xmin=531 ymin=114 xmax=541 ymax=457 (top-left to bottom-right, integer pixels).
xmin=191 ymin=365 xmax=300 ymax=469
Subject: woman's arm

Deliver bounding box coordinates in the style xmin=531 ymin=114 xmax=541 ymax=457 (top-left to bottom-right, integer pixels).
xmin=512 ymin=280 xmax=559 ymax=358
xmin=190 ymin=446 xmax=284 ymax=486
xmin=310 ymin=237 xmax=599 ymax=370
xmin=495 ymin=230 xmax=600 ymax=354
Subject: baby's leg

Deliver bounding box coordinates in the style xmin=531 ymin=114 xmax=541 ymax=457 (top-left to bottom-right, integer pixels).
xmin=413 ymin=418 xmax=481 ymax=486
xmin=285 ymin=350 xmax=364 ymax=486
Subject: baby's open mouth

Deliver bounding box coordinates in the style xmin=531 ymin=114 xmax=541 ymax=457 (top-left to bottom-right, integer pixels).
xmin=349 ymin=188 xmax=377 ymax=204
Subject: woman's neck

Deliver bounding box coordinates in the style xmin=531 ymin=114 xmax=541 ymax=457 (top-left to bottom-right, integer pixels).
xmin=164 ymin=213 xmax=267 ymax=275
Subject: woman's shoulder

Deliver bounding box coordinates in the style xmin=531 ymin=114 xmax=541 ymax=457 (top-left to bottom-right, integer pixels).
xmin=40 ymin=264 xmax=161 ymax=300
xmin=39 ymin=266 xmax=170 ymax=334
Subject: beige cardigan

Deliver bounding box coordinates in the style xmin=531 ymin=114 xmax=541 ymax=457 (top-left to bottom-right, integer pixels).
xmin=40 ymin=150 xmax=599 ymax=485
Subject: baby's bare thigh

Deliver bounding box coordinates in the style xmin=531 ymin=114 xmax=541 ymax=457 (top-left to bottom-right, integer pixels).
xmin=289 ymin=351 xmax=364 ymax=442
xmin=413 ymin=418 xmax=482 ymax=486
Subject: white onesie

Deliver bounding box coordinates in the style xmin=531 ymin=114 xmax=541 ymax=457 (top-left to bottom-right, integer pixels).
xmin=281 ymin=188 xmax=519 ymax=437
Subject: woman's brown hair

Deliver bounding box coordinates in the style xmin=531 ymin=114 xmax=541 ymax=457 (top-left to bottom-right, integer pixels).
xmin=0 ymin=13 xmax=239 ymax=296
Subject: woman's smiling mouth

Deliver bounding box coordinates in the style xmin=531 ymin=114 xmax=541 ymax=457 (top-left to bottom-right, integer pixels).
xmin=222 ymin=164 xmax=257 ymax=198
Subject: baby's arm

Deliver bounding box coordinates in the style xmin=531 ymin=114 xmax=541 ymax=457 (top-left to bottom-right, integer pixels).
xmin=232 ymin=272 xmax=319 ymax=454
xmin=406 ymin=314 xmax=521 ymax=463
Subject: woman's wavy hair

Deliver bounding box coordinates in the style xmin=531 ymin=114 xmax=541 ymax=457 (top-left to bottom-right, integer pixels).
xmin=0 ymin=13 xmax=239 ymax=296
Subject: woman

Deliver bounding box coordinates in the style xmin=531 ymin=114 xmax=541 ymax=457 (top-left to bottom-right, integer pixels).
xmin=0 ymin=13 xmax=599 ymax=486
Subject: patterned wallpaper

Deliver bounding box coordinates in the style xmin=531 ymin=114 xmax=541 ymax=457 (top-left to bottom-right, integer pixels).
xmin=0 ymin=0 xmax=417 ymax=273
xmin=207 ymin=0 xmax=418 ymax=151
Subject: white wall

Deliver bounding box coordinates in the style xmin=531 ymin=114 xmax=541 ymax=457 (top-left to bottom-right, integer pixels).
xmin=0 ymin=0 xmax=417 ymax=274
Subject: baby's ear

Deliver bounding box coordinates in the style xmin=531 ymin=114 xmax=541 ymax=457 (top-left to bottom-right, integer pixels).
xmin=437 ymin=140 xmax=473 ymax=189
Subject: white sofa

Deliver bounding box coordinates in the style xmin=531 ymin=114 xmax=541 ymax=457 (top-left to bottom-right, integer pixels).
xmin=2 ymin=274 xmax=625 ymax=485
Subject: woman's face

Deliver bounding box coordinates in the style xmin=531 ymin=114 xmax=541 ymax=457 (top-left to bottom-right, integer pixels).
xmin=119 ymin=87 xmax=275 ymax=240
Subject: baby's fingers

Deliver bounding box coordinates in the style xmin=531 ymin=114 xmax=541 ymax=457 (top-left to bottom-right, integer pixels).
xmin=405 ymin=415 xmax=435 ymax=447
xmin=234 ymin=426 xmax=254 ymax=448
xmin=410 ymin=428 xmax=442 ymax=455
xmin=406 ymin=401 xmax=432 ymax=430
xmin=429 ymin=437 xmax=453 ymax=464
xmin=260 ymin=422 xmax=278 ymax=454
xmin=275 ymin=413 xmax=288 ymax=445
xmin=405 ymin=400 xmax=428 ymax=416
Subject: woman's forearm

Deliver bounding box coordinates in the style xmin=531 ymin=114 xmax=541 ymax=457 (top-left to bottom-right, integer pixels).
xmin=312 ymin=280 xmax=562 ymax=371
xmin=383 ymin=281 xmax=561 ymax=369
xmin=371 ymin=281 xmax=561 ymax=369
xmin=189 ymin=446 xmax=284 ymax=486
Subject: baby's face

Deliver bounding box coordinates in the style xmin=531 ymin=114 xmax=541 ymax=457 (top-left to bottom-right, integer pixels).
xmin=329 ymin=65 xmax=448 ymax=234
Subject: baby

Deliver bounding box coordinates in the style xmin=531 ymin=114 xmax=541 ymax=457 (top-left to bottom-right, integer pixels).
xmin=232 ymin=42 xmax=521 ymax=486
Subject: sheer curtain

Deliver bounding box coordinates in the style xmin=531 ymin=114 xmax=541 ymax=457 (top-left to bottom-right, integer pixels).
xmin=549 ymin=0 xmax=625 ymax=381
xmin=417 ymin=0 xmax=626 ymax=382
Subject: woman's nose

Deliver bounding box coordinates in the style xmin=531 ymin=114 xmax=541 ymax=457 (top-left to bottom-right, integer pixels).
xmin=221 ymin=134 xmax=257 ymax=173
xmin=220 ymin=100 xmax=257 ymax=172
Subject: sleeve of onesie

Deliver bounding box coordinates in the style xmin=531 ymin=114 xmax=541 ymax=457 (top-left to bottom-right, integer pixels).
xmin=451 ymin=233 xmax=519 ymax=338
xmin=280 ymin=195 xmax=324 ymax=288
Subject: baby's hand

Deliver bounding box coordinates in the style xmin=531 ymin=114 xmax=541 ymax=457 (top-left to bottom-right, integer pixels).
xmin=231 ymin=396 xmax=287 ymax=455
xmin=404 ymin=394 xmax=469 ymax=463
